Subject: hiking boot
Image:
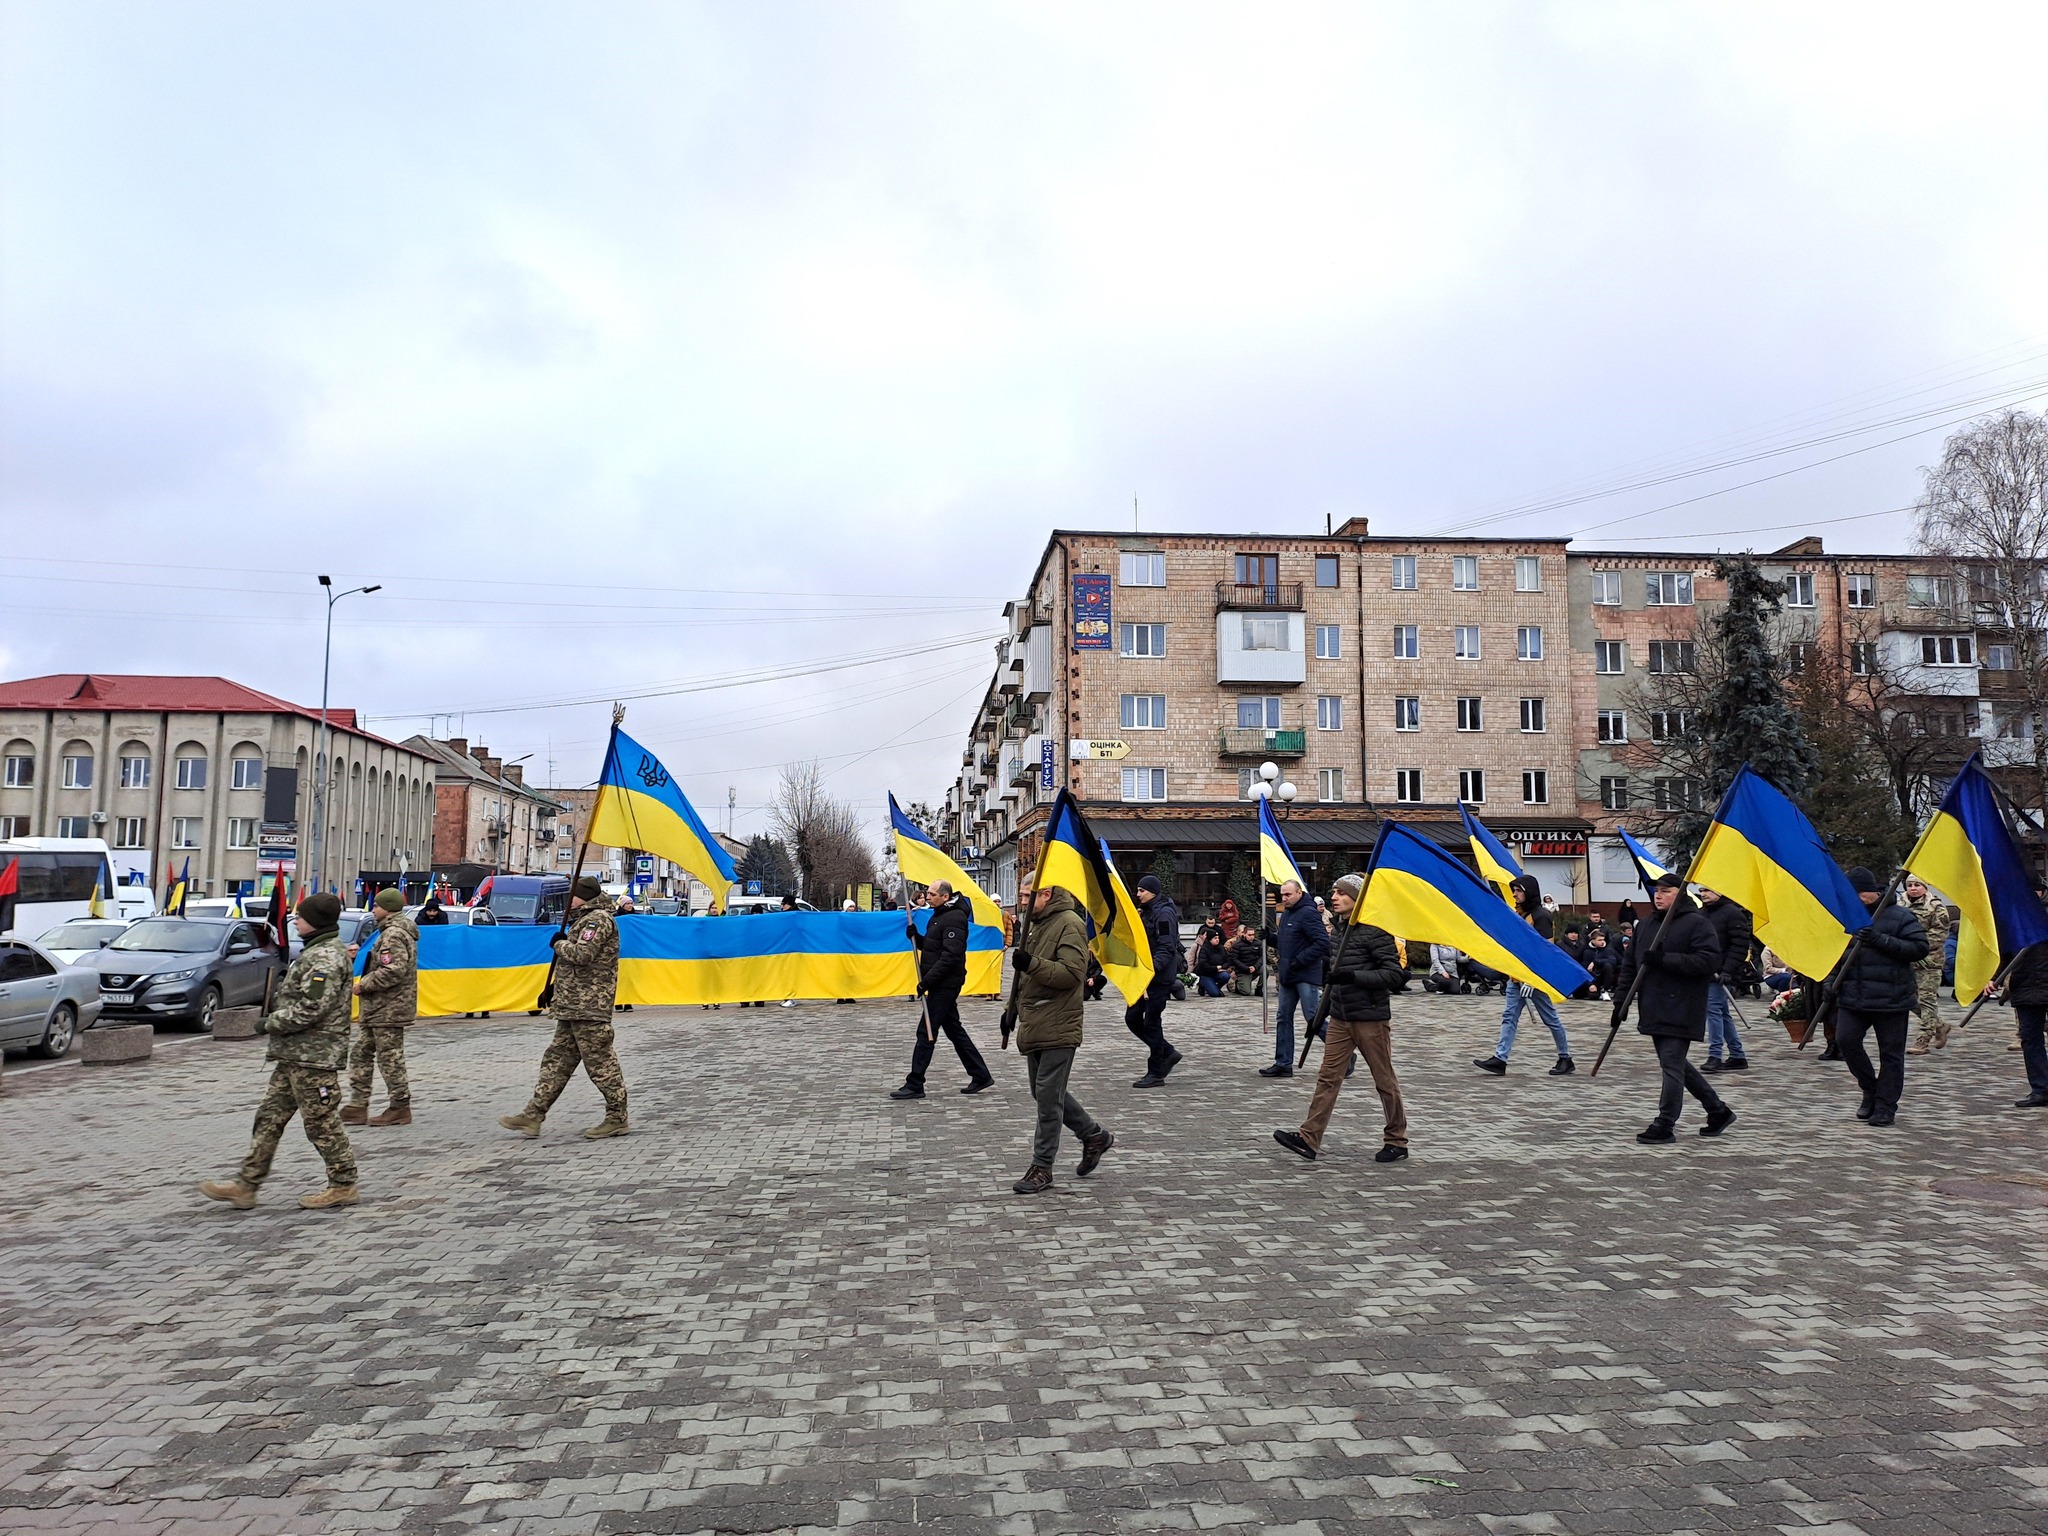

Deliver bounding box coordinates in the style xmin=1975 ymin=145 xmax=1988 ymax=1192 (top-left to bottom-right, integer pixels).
xmin=498 ymin=1110 xmax=544 ymax=1138
xmin=581 ymin=1115 xmax=630 ymax=1140
xmin=1077 ymin=1129 xmax=1115 ymax=1177
xmin=1012 ymin=1165 xmax=1053 ymax=1195
xmin=299 ymin=1184 xmax=359 ymax=1210
xmin=1933 ymin=1021 xmax=1953 ymax=1049
xmin=368 ymin=1104 xmax=412 ymax=1127
xmin=1473 ymin=1056 xmax=1508 ymax=1076
xmin=1549 ymin=1055 xmax=1576 ymax=1076
xmin=1635 ymin=1122 xmax=1676 ymax=1144
xmin=889 ymin=1085 xmax=926 ymax=1100
xmin=339 ymin=1104 xmax=369 ymax=1125
xmin=1699 ymin=1106 xmax=1737 ymax=1137
xmin=1374 ymin=1144 xmax=1409 ymax=1163
xmin=199 ymin=1178 xmax=257 ymax=1209
xmin=1907 ymin=1037 xmax=1931 ymax=1056
xmin=961 ymin=1078 xmax=995 ymax=1095
xmin=1273 ymin=1129 xmax=1317 ymax=1161
xmin=1258 ymin=1064 xmax=1293 ymax=1078
xmin=1132 ymin=1074 xmax=1167 ymax=1088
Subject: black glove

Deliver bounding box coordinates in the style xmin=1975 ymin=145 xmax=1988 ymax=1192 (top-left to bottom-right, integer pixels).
xmin=1327 ymin=968 xmax=1358 ymax=986
xmin=537 ymin=985 xmax=554 ymax=1009
xmin=905 ymin=923 xmax=919 ymax=942
xmin=549 ymin=932 xmax=565 ymax=950
xmin=1610 ymin=999 xmax=1628 ymax=1029
xmin=1012 ymin=950 xmax=1033 ymax=972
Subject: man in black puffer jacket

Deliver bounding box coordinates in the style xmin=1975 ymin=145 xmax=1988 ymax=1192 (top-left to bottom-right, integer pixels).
xmin=1126 ymin=876 xmax=1186 ymax=1087
xmin=891 ymin=882 xmax=994 ymax=1100
xmin=1834 ymin=866 xmax=1928 ymax=1127
xmin=2004 ymin=879 xmax=2048 ymax=1109
xmin=1614 ymin=874 xmax=1735 ymax=1143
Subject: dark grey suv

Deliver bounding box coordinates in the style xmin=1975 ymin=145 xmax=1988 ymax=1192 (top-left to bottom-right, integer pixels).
xmin=90 ymin=917 xmax=288 ymax=1031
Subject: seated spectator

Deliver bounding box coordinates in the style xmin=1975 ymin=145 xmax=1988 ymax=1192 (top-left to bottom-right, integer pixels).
xmin=1192 ymin=918 xmax=1231 ymax=998
xmin=1581 ymin=930 xmax=1619 ymax=999
xmin=1426 ymin=943 xmax=1468 ymax=994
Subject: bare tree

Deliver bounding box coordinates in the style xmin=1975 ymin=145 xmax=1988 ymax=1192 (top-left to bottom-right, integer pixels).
xmin=1611 ymin=610 xmax=1723 ymax=855
xmin=773 ymin=761 xmax=879 ymax=905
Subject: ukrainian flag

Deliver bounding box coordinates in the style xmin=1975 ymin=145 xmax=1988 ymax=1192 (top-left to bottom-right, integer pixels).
xmin=1356 ymin=821 xmax=1591 ymax=1001
xmin=586 ymin=726 xmax=737 ymax=911
xmin=888 ymin=793 xmax=1002 ymax=930
xmin=166 ymin=857 xmax=191 ymax=917
xmin=1257 ymin=796 xmax=1304 ymax=887
xmin=1034 ymin=789 xmax=1155 ymax=1005
xmin=1459 ymin=804 xmax=1523 ymax=899
xmin=1688 ymin=764 xmax=1868 ymax=981
xmin=1902 ymin=756 xmax=2048 ymax=1005
xmin=1617 ymin=827 xmax=1670 ymax=894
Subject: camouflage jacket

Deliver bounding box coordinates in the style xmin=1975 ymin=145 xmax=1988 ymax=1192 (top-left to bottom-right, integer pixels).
xmin=262 ymin=928 xmax=352 ymax=1070
xmin=355 ymin=910 xmax=419 ymax=1027
xmin=551 ymin=896 xmax=620 ymax=1021
xmin=1906 ymin=895 xmax=1952 ymax=975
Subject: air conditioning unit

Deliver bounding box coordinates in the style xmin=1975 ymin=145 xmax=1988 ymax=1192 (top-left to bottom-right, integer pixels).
xmin=89 ymin=810 xmax=108 ymax=824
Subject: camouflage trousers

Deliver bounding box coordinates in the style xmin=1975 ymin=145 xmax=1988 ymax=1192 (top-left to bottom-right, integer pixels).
xmin=1911 ymin=968 xmax=1947 ymax=1045
xmin=528 ymin=1019 xmax=627 ymax=1118
xmin=239 ymin=1064 xmax=357 ymax=1189
xmin=347 ymin=1024 xmax=410 ymax=1107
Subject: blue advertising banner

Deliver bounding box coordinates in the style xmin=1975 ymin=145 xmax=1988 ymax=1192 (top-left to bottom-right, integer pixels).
xmin=1040 ymin=736 xmax=1057 ymax=790
xmin=1072 ymin=572 xmax=1112 ymax=650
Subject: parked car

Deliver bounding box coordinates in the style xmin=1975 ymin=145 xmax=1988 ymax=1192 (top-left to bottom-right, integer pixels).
xmin=0 ymin=936 xmax=105 ymax=1057
xmin=182 ymin=897 xmax=249 ymax=921
xmin=89 ymin=916 xmax=287 ymax=1031
xmin=34 ymin=917 xmax=135 ymax=966
xmin=404 ymin=904 xmax=497 ymax=926
xmin=643 ymin=896 xmax=683 ymax=916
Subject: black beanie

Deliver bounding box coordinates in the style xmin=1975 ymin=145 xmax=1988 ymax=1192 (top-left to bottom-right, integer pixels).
xmin=298 ymin=892 xmax=343 ymax=929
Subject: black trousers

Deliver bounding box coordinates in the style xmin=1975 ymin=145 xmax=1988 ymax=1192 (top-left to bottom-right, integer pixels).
xmin=906 ymin=987 xmax=990 ymax=1089
xmin=1651 ymin=1033 xmax=1724 ymax=1127
xmin=1836 ymin=1006 xmax=1910 ymax=1115
xmin=1124 ymin=985 xmax=1177 ymax=1075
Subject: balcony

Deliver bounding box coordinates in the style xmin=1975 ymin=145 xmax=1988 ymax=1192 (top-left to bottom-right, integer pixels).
xmin=1219 ymin=727 xmax=1307 ymax=758
xmin=1215 ymin=580 xmax=1305 ymax=611
xmin=1008 ymin=756 xmax=1038 ymax=788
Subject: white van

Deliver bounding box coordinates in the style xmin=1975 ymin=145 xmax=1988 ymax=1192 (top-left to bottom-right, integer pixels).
xmin=0 ymin=837 xmax=121 ymax=938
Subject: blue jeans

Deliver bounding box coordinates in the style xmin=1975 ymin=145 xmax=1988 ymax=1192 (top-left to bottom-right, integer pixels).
xmin=1275 ymin=981 xmax=1321 ymax=1068
xmin=1704 ymin=982 xmax=1745 ymax=1062
xmin=1197 ymin=973 xmax=1225 ymax=998
xmin=1496 ymin=982 xmax=1570 ymax=1061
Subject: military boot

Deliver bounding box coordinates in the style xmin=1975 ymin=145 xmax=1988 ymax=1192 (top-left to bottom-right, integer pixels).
xmin=498 ymin=1110 xmax=544 ymax=1138
xmin=340 ymin=1104 xmax=369 ymax=1125
xmin=299 ymin=1184 xmax=359 ymax=1210
xmin=199 ymin=1178 xmax=257 ymax=1209
xmin=582 ymin=1114 xmax=630 ymax=1140
xmin=1012 ymin=1165 xmax=1053 ymax=1195
xmin=368 ymin=1104 xmax=412 ymax=1126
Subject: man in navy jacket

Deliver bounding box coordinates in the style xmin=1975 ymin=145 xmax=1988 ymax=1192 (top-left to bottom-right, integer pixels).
xmin=1262 ymin=879 xmax=1330 ymax=1078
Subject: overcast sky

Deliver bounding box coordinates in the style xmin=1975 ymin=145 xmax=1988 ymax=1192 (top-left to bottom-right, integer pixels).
xmin=4 ymin=2 xmax=2045 ymax=841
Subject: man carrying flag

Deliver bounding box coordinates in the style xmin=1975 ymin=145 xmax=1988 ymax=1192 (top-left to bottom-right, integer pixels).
xmin=1126 ymin=874 xmax=1186 ymax=1088
xmin=1613 ymin=873 xmax=1737 ymax=1144
xmin=887 ymin=794 xmax=999 ymax=1100
xmin=1830 ymin=867 xmax=1928 ymax=1128
xmin=1006 ymin=869 xmax=1114 ymax=1195
xmin=1257 ymin=796 xmax=1324 ymax=1078
xmin=1474 ymin=876 xmax=1577 ymax=1078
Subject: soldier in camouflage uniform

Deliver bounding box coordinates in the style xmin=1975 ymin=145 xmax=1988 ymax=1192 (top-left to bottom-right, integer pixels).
xmin=200 ymin=892 xmax=359 ymax=1210
xmin=500 ymin=875 xmax=629 ymax=1140
xmin=343 ymin=887 xmax=418 ymax=1127
xmin=1905 ymin=877 xmax=1955 ymax=1055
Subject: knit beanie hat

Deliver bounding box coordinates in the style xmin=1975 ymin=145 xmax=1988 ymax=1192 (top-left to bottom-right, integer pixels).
xmin=374 ymin=888 xmax=405 ymax=912
xmin=1332 ymin=873 xmax=1365 ymax=902
xmin=297 ymin=892 xmax=343 ymax=929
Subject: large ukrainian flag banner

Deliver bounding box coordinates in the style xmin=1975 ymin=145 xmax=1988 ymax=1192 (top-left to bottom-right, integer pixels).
xmin=1459 ymin=804 xmax=1523 ymax=899
xmin=1902 ymin=755 xmax=2048 ymax=1005
xmin=1356 ymin=820 xmax=1591 ymax=1001
xmin=1257 ymin=796 xmax=1304 ymax=888
xmin=889 ymin=793 xmax=1003 ymax=930
xmin=586 ymin=727 xmax=737 ymax=911
xmin=1035 ymin=788 xmax=1155 ymax=1006
xmin=1688 ymin=763 xmax=1868 ymax=981
xmin=398 ymin=912 xmax=1005 ymax=1015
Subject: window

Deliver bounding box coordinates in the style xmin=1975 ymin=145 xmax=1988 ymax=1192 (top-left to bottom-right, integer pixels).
xmin=228 ymin=818 xmax=259 ymax=848
xmin=176 ymin=754 xmax=208 ymax=790
xmin=1654 ymin=777 xmax=1702 ymax=812
xmin=1920 ymin=635 xmax=1976 ymax=666
xmin=1237 ymin=696 xmax=1282 ymax=729
xmin=1317 ymin=767 xmax=1345 ymax=802
xmin=1522 ymin=770 xmax=1548 ymax=805
xmin=1986 ymin=644 xmax=2016 ymax=671
xmin=1907 ymin=574 xmax=1951 ymax=609
xmin=231 ymin=756 xmax=264 ymax=790
xmin=1515 ymin=556 xmax=1542 ymax=592
xmin=1915 ymin=710 xmax=1970 ymax=738
xmin=1119 ymin=694 xmax=1167 ymax=730
xmin=0 ymin=815 xmax=27 ymax=839
xmin=1646 ymin=572 xmax=1694 ymax=606
xmin=1850 ymin=642 xmax=1878 ymax=676
xmin=1393 ymin=625 xmax=1418 ymax=659
xmin=1595 ymin=640 xmax=1625 ymax=675
xmin=1516 ymin=625 xmax=1543 ymax=661
xmin=1600 ymin=777 xmax=1629 ymax=811
xmin=1234 ymin=553 xmax=1279 ymax=591
xmin=1241 ymin=616 xmax=1289 ymax=651
xmin=1458 ymin=769 xmax=1485 ymax=804
xmin=1315 ymin=624 xmax=1342 ymax=659
xmin=1119 ymin=623 xmax=1166 ymax=657
xmin=1649 ymin=709 xmax=1696 ymax=742
xmin=1591 ymin=571 xmax=1622 ymax=606
xmin=56 ymin=816 xmax=91 ymax=838
xmin=1393 ymin=696 xmax=1420 ymax=731
xmin=120 ymin=754 xmax=150 ymax=789
xmin=1648 ymin=640 xmax=1696 ymax=674
xmin=1597 ymin=710 xmax=1628 ymax=744
xmin=1395 ymin=769 xmax=1423 ymax=803
xmin=1390 ymin=555 xmax=1417 ymax=590
xmin=1784 ymin=641 xmax=1811 ymax=675
xmin=1118 ymin=551 xmax=1165 ymax=587
xmin=3 ymin=754 xmax=31 ymax=788
xmin=61 ymin=753 xmax=93 ymax=789
xmin=1457 ymin=697 xmax=1484 ymax=732
xmin=1784 ymin=572 xmax=1816 ymax=607
xmin=1314 ymin=555 xmax=1340 ymax=589
xmin=1454 ymin=625 xmax=1482 ymax=660
xmin=1120 ymin=767 xmax=1167 ymax=803
xmin=1316 ymin=696 xmax=1343 ymax=731
xmin=114 ymin=817 xmax=146 ymax=848
xmin=171 ymin=817 xmax=203 ymax=848
xmin=1453 ymin=555 xmax=1479 ymax=591
xmin=1519 ymin=697 xmax=1545 ymax=733
xmin=1994 ymin=704 xmax=2037 ymax=740
xmin=1846 ymin=573 xmax=1875 ymax=608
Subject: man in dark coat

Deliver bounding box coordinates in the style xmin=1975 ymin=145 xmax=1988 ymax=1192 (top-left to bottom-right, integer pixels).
xmin=891 ymin=880 xmax=994 ymax=1100
xmin=1126 ymin=875 xmax=1185 ymax=1087
xmin=2004 ymin=880 xmax=2048 ymax=1109
xmin=1614 ymin=874 xmax=1735 ymax=1143
xmin=1263 ymin=878 xmax=1331 ymax=1078
xmin=1833 ymin=866 xmax=1929 ymax=1127
xmin=1695 ymin=887 xmax=1754 ymax=1072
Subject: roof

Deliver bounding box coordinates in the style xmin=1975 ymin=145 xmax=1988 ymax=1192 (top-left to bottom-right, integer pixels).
xmin=0 ymin=673 xmax=416 ymax=752
xmin=406 ymin=736 xmax=567 ymax=810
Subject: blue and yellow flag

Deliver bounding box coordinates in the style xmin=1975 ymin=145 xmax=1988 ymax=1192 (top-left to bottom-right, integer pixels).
xmin=1459 ymin=805 xmax=1522 ymax=899
xmin=1356 ymin=821 xmax=1591 ymax=1001
xmin=586 ymin=726 xmax=737 ymax=911
xmin=1257 ymin=796 xmax=1304 ymax=888
xmin=166 ymin=857 xmax=191 ymax=917
xmin=1902 ymin=756 xmax=2048 ymax=1005
xmin=1034 ymin=789 xmax=1155 ymax=1005
xmin=1616 ymin=827 xmax=1670 ymax=895
xmin=888 ymin=793 xmax=1002 ymax=930
xmin=1689 ymin=764 xmax=1868 ymax=981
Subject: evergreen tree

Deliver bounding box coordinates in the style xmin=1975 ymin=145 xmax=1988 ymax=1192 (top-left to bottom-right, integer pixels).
xmin=1149 ymin=850 xmax=1179 ymax=897
xmin=1322 ymin=850 xmax=1353 ymax=892
xmin=1226 ymin=850 xmax=1262 ymax=924
xmin=736 ymin=834 xmax=797 ymax=897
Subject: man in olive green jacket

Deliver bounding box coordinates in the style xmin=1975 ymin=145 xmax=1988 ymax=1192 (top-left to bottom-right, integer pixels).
xmin=1006 ymin=879 xmax=1113 ymax=1195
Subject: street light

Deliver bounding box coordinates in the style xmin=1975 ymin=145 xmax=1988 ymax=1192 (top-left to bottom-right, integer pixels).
xmin=310 ymin=574 xmax=382 ymax=896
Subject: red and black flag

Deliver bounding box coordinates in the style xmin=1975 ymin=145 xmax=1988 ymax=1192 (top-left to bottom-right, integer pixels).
xmin=0 ymin=857 xmax=17 ymax=937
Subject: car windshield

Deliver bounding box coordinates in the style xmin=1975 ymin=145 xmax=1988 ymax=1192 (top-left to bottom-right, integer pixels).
xmin=110 ymin=919 xmax=224 ymax=954
xmin=491 ymin=895 xmax=539 ymax=922
xmin=39 ymin=921 xmax=128 ymax=948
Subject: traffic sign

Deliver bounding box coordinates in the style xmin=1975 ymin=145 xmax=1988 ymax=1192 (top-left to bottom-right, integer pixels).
xmin=1068 ymin=739 xmax=1131 ymax=761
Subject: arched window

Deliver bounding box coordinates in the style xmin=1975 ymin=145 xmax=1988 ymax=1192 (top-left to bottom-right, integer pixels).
xmin=2 ymin=738 xmax=34 ymax=789
xmin=229 ymin=746 xmax=265 ymax=792
xmin=174 ymin=744 xmax=208 ymax=791
xmin=60 ymin=740 xmax=94 ymax=790
xmin=118 ymin=742 xmax=152 ymax=789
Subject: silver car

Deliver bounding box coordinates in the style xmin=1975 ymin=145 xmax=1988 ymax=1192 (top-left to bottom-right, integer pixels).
xmin=0 ymin=936 xmax=106 ymax=1058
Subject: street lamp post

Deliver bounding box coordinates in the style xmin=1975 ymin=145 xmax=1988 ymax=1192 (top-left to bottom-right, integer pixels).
xmin=310 ymin=575 xmax=381 ymax=897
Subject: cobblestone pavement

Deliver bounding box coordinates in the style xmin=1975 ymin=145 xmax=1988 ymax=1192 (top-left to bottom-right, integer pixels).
xmin=3 ymin=986 xmax=2045 ymax=1536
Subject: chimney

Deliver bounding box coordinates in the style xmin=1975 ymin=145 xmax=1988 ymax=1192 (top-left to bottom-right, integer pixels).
xmin=470 ymin=744 xmax=491 ymax=763
xmin=444 ymin=737 xmax=469 ymax=758
xmin=1333 ymin=516 xmax=1371 ymax=538
xmin=504 ymin=763 xmax=524 ymax=786
xmin=479 ymin=756 xmax=501 ymax=777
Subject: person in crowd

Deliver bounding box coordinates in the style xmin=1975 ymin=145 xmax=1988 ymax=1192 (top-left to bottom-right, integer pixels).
xmin=416 ymin=894 xmax=449 ymax=927
xmin=1425 ymin=943 xmax=1466 ymax=994
xmin=1474 ymin=876 xmax=1575 ymax=1077
xmin=1263 ymin=879 xmax=1331 ymax=1078
xmin=1760 ymin=946 xmax=1794 ymax=995
xmin=2005 ymin=880 xmax=2048 ymax=1108
xmin=1217 ymin=896 xmax=1243 ymax=944
xmin=1695 ymin=887 xmax=1753 ymax=1073
xmin=1192 ymin=917 xmax=1231 ymax=997
xmin=1225 ymin=926 xmax=1263 ymax=992
xmin=1581 ymin=929 xmax=1619 ymax=999
xmin=1616 ymin=897 xmax=1639 ymax=931
xmin=890 ymin=880 xmax=994 ymax=1099
xmin=1126 ymin=876 xmax=1185 ymax=1087
xmin=1903 ymin=876 xmax=1955 ymax=1056
xmin=1833 ymin=867 xmax=1929 ymax=1127
xmin=1614 ymin=874 xmax=1735 ymax=1143
xmin=1083 ymin=951 xmax=1109 ymax=1001
xmin=342 ymin=888 xmax=417 ymax=1128
xmin=499 ymin=876 xmax=630 ymax=1141
xmin=1005 ymin=875 xmax=1113 ymax=1195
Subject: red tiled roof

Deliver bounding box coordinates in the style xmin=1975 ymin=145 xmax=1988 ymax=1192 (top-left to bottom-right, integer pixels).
xmin=0 ymin=675 xmax=407 ymax=753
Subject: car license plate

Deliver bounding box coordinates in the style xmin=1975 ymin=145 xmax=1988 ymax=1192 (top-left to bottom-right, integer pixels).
xmin=101 ymin=992 xmax=135 ymax=1005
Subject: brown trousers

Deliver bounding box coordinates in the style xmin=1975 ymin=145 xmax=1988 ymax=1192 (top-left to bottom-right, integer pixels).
xmin=1300 ymin=1015 xmax=1407 ymax=1151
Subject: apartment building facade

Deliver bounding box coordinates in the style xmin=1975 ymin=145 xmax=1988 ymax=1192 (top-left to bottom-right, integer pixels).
xmin=404 ymin=736 xmax=565 ymax=891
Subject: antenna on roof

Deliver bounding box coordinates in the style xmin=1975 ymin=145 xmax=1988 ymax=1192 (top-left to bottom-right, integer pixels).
xmin=1133 ymin=494 xmax=1139 ymax=532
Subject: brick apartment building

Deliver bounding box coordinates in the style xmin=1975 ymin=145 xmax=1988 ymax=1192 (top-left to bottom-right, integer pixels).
xmin=404 ymin=736 xmax=565 ymax=894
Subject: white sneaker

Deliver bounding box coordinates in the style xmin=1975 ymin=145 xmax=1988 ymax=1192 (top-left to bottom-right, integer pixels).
xmin=779 ymin=999 xmax=797 ymax=1008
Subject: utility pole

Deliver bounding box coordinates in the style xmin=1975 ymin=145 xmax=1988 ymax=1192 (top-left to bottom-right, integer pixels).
xmin=311 ymin=575 xmax=381 ymax=895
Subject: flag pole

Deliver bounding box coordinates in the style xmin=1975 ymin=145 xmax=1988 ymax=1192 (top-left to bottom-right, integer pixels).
xmin=901 ymin=864 xmax=932 ymax=1042
xmin=539 ymin=704 xmax=619 ymax=1010
xmin=1800 ymin=870 xmax=1905 ymax=1050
